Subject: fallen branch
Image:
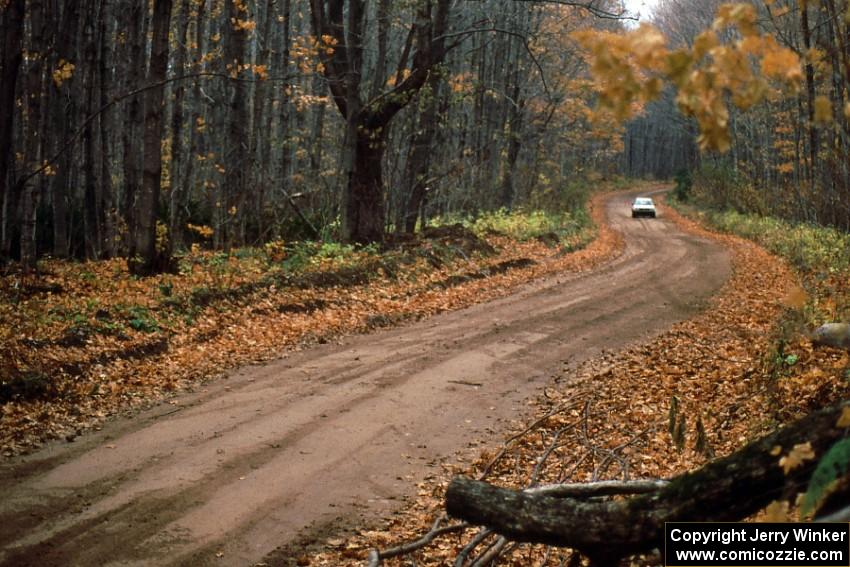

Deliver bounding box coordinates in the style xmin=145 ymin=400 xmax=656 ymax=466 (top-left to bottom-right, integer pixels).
xmin=446 ymin=401 xmax=849 ymax=564
xmin=524 ymin=479 xmax=669 ymax=498
xmin=364 ymin=515 xmax=469 ymax=566
xmin=478 ymin=398 xmax=585 ymax=480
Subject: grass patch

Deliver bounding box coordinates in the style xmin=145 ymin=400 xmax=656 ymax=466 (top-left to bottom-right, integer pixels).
xmin=436 ymin=206 xmax=595 ymax=251
xmin=694 ymin=210 xmax=850 ymax=275
xmin=669 ymin=199 xmax=850 ymax=326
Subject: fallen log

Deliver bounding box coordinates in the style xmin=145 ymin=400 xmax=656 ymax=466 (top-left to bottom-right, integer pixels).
xmin=446 ymin=400 xmax=849 ymax=564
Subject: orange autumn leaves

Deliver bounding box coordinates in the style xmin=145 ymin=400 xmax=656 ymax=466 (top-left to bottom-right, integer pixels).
xmin=574 ymin=3 xmax=804 ymax=151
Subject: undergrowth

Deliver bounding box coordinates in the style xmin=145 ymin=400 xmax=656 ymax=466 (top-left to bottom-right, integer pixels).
xmin=668 ymin=200 xmax=850 ymax=326
xmin=436 ymin=206 xmax=595 ymax=250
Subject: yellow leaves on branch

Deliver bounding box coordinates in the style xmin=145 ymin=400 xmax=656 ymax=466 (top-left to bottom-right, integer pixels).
xmin=290 ymin=35 xmax=336 ymax=75
xmin=574 ymin=3 xmax=803 ymax=152
xmin=52 ymin=59 xmax=75 ymax=87
xmin=224 ymin=62 xmax=267 ymax=80
xmin=778 ymin=442 xmax=815 ymax=474
xmin=187 ymin=223 xmax=214 ymax=239
xmin=572 ymin=25 xmax=666 ymax=121
xmin=230 ymin=17 xmax=256 ymax=32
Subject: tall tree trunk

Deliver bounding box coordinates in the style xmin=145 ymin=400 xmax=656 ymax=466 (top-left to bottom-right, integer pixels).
xmin=121 ymin=1 xmax=146 ymax=256
xmin=128 ymin=0 xmax=173 ymax=276
xmin=400 ymin=74 xmax=441 ymax=234
xmin=99 ymin=0 xmax=117 ymax=258
xmin=500 ymin=62 xmax=524 ymax=210
xmin=800 ymin=1 xmax=818 ymax=192
xmin=169 ymin=0 xmax=190 ymax=251
xmin=179 ymin=0 xmax=208 ymax=249
xmin=82 ymin=0 xmax=102 ymax=260
xmin=310 ymin=0 xmax=451 ymax=244
xmin=18 ymin=0 xmax=47 ymax=268
xmin=276 ymin=0 xmax=292 ymax=215
xmin=345 ymin=125 xmax=387 ymax=243
xmin=47 ymin=0 xmax=82 ymax=259
xmin=0 ymin=0 xmax=26 ymax=262
xmin=222 ymin=0 xmax=249 ymax=249
xmin=308 ymin=73 xmax=326 ymax=181
xmin=369 ymin=0 xmax=390 ymax=100
xmin=250 ymin=0 xmax=274 ymax=244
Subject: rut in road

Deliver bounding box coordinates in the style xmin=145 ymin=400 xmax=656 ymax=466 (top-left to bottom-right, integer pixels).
xmin=0 ymin=191 xmax=730 ymax=567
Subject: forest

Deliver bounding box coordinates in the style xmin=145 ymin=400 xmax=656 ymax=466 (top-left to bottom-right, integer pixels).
xmin=1 ymin=0 xmax=629 ymax=275
xmin=2 ymin=0 xmax=848 ymax=271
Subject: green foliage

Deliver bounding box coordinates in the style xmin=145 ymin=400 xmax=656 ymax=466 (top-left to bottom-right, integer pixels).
xmin=697 ymin=209 xmax=850 ymax=275
xmin=158 ymin=280 xmax=173 ymax=298
xmin=125 ymin=305 xmax=159 ymax=333
xmin=438 ymin=207 xmax=592 ymax=245
xmin=281 ymin=240 xmax=381 ymax=273
xmin=800 ymin=438 xmax=850 ymax=518
xmin=315 ymin=241 xmax=359 ymax=260
xmin=673 ymin=169 xmax=692 ymax=202
xmin=691 ymin=162 xmax=756 ymax=212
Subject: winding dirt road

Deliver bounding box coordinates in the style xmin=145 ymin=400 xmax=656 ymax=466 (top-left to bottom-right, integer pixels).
xmin=0 ymin=191 xmax=731 ymax=567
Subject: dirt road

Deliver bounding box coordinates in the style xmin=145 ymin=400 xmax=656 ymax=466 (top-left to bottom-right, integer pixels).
xmin=0 ymin=192 xmax=730 ymax=567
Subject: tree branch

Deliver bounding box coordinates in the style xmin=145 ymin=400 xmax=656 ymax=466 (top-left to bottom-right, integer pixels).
xmin=446 ymin=401 xmax=850 ymax=562
xmin=365 ymin=515 xmax=469 ymax=566
xmin=15 ymin=71 xmax=299 ymax=189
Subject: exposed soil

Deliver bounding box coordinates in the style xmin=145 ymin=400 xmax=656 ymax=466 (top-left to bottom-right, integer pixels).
xmin=0 ymin=190 xmax=731 ymax=567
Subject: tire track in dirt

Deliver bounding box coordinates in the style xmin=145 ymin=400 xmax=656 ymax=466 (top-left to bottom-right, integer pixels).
xmin=0 ymin=190 xmax=730 ymax=567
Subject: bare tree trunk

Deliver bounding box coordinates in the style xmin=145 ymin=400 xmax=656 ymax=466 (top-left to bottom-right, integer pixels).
xmin=82 ymin=0 xmax=102 ymax=260
xmin=179 ymin=0 xmax=208 ymax=250
xmin=276 ymin=0 xmax=292 ymax=214
xmin=399 ymin=74 xmax=441 ymax=234
xmin=169 ymin=0 xmax=190 ymax=251
xmin=99 ymin=0 xmax=117 ymax=258
xmin=17 ymin=0 xmax=48 ymax=268
xmin=500 ymin=62 xmax=524 ymax=209
xmin=250 ymin=0 xmax=274 ymax=244
xmin=47 ymin=0 xmax=82 ymax=259
xmin=222 ymin=0 xmax=249 ymax=249
xmin=120 ymin=1 xmax=146 ymax=256
xmin=310 ymin=0 xmax=451 ymax=244
xmin=0 ymin=0 xmax=25 ymax=263
xmin=128 ymin=0 xmax=173 ymax=276
xmin=801 ymin=2 xmax=818 ymax=192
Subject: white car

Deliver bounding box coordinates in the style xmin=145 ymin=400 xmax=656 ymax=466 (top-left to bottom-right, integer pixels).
xmin=631 ymin=197 xmax=656 ymax=218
